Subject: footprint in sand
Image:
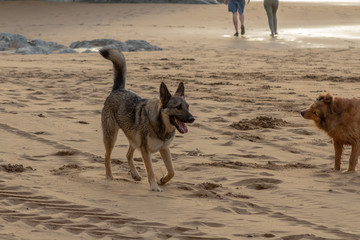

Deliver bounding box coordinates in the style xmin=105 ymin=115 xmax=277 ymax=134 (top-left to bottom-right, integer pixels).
xmin=232 ymin=178 xmax=282 ymax=190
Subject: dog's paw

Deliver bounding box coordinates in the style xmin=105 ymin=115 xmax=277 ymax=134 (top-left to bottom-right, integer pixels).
xmin=150 ymin=184 xmax=163 ymax=192
xmin=130 ymin=171 xmax=142 ymax=181
xmin=132 ymin=175 xmax=142 ymax=181
xmin=158 ymin=172 xmax=175 ymax=185
xmin=158 ymin=176 xmax=171 ymax=185
xmin=106 ymin=174 xmax=114 ymax=180
xmin=159 ymin=177 xmax=166 ymax=185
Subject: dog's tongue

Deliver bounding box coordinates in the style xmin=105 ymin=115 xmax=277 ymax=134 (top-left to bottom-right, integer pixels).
xmin=176 ymin=118 xmax=188 ymax=134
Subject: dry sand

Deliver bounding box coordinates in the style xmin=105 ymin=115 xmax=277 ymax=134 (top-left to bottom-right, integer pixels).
xmin=1 ymin=1 xmax=360 ymax=239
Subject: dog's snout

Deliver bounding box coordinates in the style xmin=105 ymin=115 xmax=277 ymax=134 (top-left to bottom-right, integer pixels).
xmin=188 ymin=115 xmax=195 ymax=123
xmin=301 ymin=111 xmax=305 ymax=117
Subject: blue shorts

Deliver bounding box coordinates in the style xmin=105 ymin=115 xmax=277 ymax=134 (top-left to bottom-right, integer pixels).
xmin=228 ymin=0 xmax=245 ymax=14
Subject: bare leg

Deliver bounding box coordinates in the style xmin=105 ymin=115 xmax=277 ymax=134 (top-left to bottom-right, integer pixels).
xmin=232 ymin=12 xmax=239 ymax=35
xmin=159 ymin=147 xmax=175 ymax=185
xmin=126 ymin=145 xmax=141 ymax=181
xmin=239 ymin=13 xmax=245 ymax=35
xmin=140 ymin=148 xmax=162 ymax=192
xmin=239 ymin=13 xmax=244 ymax=27
xmin=347 ymin=144 xmax=360 ymax=172
xmin=333 ymin=140 xmax=343 ymax=171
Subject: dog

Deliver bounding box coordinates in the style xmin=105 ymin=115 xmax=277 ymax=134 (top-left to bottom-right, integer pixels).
xmin=100 ymin=48 xmax=195 ymax=191
xmin=301 ymin=93 xmax=360 ymax=172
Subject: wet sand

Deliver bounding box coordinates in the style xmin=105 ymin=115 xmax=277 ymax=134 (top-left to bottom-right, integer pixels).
xmin=1 ymin=0 xmax=359 ymax=49
xmin=1 ymin=1 xmax=360 ymax=239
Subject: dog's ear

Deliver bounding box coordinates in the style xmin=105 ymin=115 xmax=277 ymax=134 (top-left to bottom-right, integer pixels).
xmin=160 ymin=82 xmax=172 ymax=107
xmin=323 ymin=93 xmax=333 ymax=104
xmin=317 ymin=93 xmax=333 ymax=104
xmin=174 ymin=82 xmax=185 ymax=97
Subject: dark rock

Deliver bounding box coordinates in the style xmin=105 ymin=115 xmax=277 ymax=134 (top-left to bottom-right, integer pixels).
xmin=0 ymin=32 xmax=29 ymax=50
xmin=125 ymin=40 xmax=162 ymax=51
xmin=0 ymin=32 xmax=162 ymax=54
xmin=29 ymin=39 xmax=66 ymax=51
xmin=0 ymin=41 xmax=9 ymax=51
xmin=15 ymin=46 xmax=53 ymax=55
xmin=69 ymin=38 xmax=161 ymax=52
xmin=69 ymin=38 xmax=128 ymax=52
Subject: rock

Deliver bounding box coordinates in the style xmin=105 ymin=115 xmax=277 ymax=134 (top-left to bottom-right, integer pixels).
xmin=125 ymin=40 xmax=162 ymax=51
xmin=29 ymin=39 xmax=66 ymax=51
xmin=69 ymin=38 xmax=161 ymax=52
xmin=15 ymin=46 xmax=53 ymax=55
xmin=69 ymin=38 xmax=128 ymax=51
xmin=0 ymin=32 xmax=29 ymax=50
xmin=0 ymin=41 xmax=8 ymax=51
xmin=0 ymin=32 xmax=163 ymax=54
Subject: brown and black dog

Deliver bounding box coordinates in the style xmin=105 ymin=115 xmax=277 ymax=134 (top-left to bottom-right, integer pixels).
xmin=100 ymin=48 xmax=195 ymax=191
xmin=301 ymin=93 xmax=360 ymax=172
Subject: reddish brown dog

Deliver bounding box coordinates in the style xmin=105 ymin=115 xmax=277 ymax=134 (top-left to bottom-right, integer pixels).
xmin=301 ymin=93 xmax=360 ymax=172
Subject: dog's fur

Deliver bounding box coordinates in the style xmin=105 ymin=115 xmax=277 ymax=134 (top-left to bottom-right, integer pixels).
xmin=100 ymin=48 xmax=195 ymax=191
xmin=301 ymin=93 xmax=360 ymax=172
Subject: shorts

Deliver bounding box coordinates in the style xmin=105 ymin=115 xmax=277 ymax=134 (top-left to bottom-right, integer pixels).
xmin=228 ymin=0 xmax=245 ymax=14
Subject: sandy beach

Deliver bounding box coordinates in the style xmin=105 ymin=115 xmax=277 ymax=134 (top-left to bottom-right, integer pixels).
xmin=1 ymin=1 xmax=360 ymax=239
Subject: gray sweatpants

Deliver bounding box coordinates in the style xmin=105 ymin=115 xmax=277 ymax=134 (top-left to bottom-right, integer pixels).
xmin=263 ymin=0 xmax=279 ymax=35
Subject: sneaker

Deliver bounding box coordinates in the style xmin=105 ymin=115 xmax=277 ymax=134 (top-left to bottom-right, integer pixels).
xmin=241 ymin=25 xmax=245 ymax=35
xmin=234 ymin=32 xmax=239 ymax=37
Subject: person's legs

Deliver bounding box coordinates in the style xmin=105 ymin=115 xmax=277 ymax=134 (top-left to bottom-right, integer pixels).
xmin=232 ymin=12 xmax=239 ymax=36
xmin=238 ymin=0 xmax=245 ymax=35
xmin=272 ymin=0 xmax=279 ymax=34
xmin=228 ymin=0 xmax=239 ymax=36
xmin=264 ymin=0 xmax=275 ymax=36
xmin=239 ymin=13 xmax=244 ymax=26
xmin=239 ymin=13 xmax=245 ymax=35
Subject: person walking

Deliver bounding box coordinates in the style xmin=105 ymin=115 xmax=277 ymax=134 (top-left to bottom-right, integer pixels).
xmin=225 ymin=0 xmax=247 ymax=37
xmin=263 ymin=0 xmax=279 ymax=37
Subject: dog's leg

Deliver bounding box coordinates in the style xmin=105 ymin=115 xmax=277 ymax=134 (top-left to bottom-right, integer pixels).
xmin=159 ymin=147 xmax=175 ymax=185
xmin=140 ymin=147 xmax=162 ymax=192
xmin=333 ymin=140 xmax=343 ymax=171
xmin=104 ymin=131 xmax=118 ymax=180
xmin=126 ymin=146 xmax=141 ymax=181
xmin=102 ymin=111 xmax=119 ymax=180
xmin=104 ymin=136 xmax=117 ymax=180
xmin=347 ymin=144 xmax=360 ymax=172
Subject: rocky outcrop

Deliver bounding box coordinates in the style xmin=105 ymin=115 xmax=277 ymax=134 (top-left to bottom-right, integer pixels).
xmin=0 ymin=32 xmax=162 ymax=54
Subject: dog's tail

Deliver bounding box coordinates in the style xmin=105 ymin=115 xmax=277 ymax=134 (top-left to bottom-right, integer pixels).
xmin=99 ymin=48 xmax=127 ymax=91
